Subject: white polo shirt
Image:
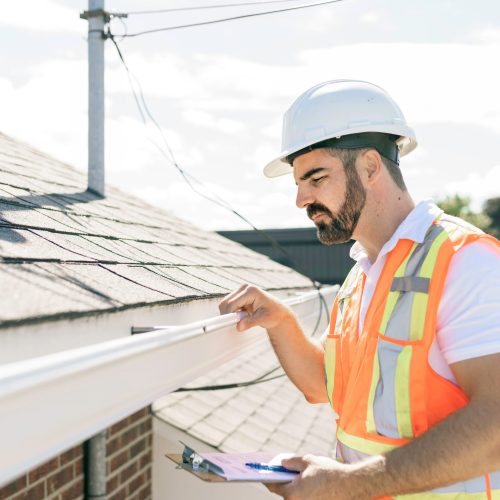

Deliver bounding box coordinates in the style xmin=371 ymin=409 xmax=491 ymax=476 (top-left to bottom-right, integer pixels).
xmin=349 ymin=200 xmax=500 ymax=383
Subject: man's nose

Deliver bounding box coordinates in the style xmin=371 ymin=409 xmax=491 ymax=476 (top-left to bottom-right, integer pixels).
xmin=296 ymin=186 xmax=314 ymax=209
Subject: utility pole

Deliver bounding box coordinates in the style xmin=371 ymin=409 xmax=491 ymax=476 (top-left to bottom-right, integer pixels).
xmin=83 ymin=0 xmax=106 ymax=197
xmin=80 ymin=6 xmax=108 ymax=496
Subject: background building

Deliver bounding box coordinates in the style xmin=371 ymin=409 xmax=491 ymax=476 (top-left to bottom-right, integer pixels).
xmin=219 ymin=228 xmax=354 ymax=286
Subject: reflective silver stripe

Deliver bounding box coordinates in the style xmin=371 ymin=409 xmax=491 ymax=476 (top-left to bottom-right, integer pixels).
xmin=373 ymin=339 xmax=402 ymax=438
xmin=490 ymin=471 xmax=500 ymax=490
xmin=384 ymin=290 xmax=415 ymax=342
xmin=391 ymin=276 xmax=430 ymax=293
xmin=383 ymin=226 xmax=445 ymax=343
xmin=405 ymin=224 xmax=445 ymax=276
xmin=372 ymin=224 xmax=448 ymax=439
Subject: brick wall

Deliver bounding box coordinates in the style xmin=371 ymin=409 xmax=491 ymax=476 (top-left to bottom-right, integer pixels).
xmin=0 ymin=407 xmax=152 ymax=500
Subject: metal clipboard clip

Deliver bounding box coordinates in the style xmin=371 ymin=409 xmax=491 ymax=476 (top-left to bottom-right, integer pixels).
xmin=179 ymin=442 xmax=225 ymax=476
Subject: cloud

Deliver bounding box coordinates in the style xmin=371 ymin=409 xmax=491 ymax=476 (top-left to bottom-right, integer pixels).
xmin=182 ymin=109 xmax=245 ymax=134
xmin=443 ymin=165 xmax=500 ymax=210
xmin=2 ymin=35 xmax=499 ymax=230
xmin=361 ymin=13 xmax=380 ymax=24
xmin=467 ymin=27 xmax=500 ymax=44
xmin=0 ymin=58 xmax=87 ymax=170
xmin=0 ymin=0 xmax=83 ymax=34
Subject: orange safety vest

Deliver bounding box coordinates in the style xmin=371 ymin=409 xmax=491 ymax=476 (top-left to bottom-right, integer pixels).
xmin=324 ymin=216 xmax=500 ymax=499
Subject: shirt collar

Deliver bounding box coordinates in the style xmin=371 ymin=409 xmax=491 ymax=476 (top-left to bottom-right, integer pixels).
xmin=350 ymin=199 xmax=443 ymax=272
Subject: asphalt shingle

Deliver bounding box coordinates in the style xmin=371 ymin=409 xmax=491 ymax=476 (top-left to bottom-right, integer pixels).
xmin=0 ymin=132 xmax=310 ymax=327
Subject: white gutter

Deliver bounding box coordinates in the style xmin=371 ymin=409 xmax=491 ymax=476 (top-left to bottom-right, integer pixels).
xmin=0 ymin=285 xmax=337 ymax=487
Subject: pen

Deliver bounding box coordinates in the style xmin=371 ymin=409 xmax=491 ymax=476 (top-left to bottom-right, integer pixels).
xmin=245 ymin=462 xmax=299 ymax=474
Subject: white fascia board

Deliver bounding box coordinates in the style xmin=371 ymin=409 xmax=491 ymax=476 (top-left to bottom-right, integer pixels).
xmin=0 ymin=285 xmax=337 ymax=487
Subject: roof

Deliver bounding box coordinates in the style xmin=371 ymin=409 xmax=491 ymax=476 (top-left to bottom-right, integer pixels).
xmin=154 ymin=337 xmax=336 ymax=456
xmin=0 ymin=132 xmax=311 ymax=328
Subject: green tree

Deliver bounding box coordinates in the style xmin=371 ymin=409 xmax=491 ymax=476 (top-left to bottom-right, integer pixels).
xmin=436 ymin=194 xmax=491 ymax=232
xmin=482 ymin=197 xmax=500 ymax=238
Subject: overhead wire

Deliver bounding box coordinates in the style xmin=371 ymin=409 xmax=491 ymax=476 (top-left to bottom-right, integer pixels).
xmin=114 ymin=0 xmax=345 ymax=38
xmin=106 ymin=18 xmax=334 ymax=391
xmin=126 ymin=0 xmax=311 ymax=16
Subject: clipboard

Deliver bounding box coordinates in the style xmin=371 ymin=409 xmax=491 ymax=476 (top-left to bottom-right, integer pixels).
xmin=165 ymin=443 xmax=297 ymax=483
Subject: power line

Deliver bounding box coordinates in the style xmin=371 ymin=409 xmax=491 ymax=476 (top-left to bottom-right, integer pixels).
xmin=118 ymin=0 xmax=345 ymax=38
xmin=108 ymin=32 xmax=326 ymax=290
xmin=126 ymin=0 xmax=309 ymax=16
xmin=108 ymin=33 xmax=331 ymax=391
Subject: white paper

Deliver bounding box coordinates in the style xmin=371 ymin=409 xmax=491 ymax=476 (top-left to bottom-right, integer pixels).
xmin=199 ymin=451 xmax=297 ymax=482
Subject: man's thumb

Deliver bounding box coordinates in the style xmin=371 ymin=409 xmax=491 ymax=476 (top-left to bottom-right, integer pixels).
xmin=281 ymin=456 xmax=307 ymax=472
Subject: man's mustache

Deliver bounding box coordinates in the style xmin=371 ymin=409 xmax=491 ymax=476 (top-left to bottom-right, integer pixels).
xmin=307 ymin=203 xmax=333 ymax=220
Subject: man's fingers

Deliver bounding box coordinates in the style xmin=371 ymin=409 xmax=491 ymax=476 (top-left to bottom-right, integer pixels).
xmin=264 ymin=481 xmax=293 ymax=497
xmin=218 ymin=284 xmax=248 ymax=314
xmin=281 ymin=456 xmax=308 ymax=472
xmin=236 ymin=308 xmax=266 ymax=331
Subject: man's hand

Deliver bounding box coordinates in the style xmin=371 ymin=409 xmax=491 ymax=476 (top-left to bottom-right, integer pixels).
xmin=266 ymin=455 xmax=365 ymax=500
xmin=219 ymin=284 xmax=328 ymax=402
xmin=218 ymin=284 xmax=296 ymax=332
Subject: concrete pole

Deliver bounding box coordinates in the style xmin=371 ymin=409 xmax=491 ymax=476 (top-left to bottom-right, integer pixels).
xmin=87 ymin=0 xmax=105 ymax=197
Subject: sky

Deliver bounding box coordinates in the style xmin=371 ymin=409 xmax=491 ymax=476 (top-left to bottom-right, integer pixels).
xmin=0 ymin=0 xmax=499 ymax=231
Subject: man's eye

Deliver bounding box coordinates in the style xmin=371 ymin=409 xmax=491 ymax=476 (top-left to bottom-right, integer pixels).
xmin=312 ymin=176 xmax=325 ymax=184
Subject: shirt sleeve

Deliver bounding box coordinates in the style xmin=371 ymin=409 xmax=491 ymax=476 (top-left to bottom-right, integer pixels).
xmin=436 ymin=240 xmax=500 ymax=365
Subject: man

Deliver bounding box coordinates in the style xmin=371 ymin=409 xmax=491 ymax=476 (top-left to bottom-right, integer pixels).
xmin=219 ymin=80 xmax=500 ymax=499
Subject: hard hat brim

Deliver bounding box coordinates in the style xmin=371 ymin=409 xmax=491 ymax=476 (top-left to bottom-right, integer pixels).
xmin=263 ymin=130 xmax=417 ymax=178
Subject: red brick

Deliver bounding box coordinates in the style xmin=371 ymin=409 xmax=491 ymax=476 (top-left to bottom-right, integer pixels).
xmin=138 ymin=420 xmax=152 ymax=434
xmin=128 ymin=408 xmax=149 ymax=425
xmin=108 ymin=450 xmax=128 ymax=474
xmin=108 ymin=486 xmax=128 ymax=500
xmin=11 ymin=480 xmax=45 ymax=500
xmin=59 ymin=478 xmax=84 ymax=500
xmin=109 ymin=417 xmax=129 ymax=436
xmin=130 ymin=438 xmax=147 ymax=458
xmin=139 ymin=451 xmax=151 ymax=470
xmin=127 ymin=472 xmax=146 ymax=495
xmin=119 ymin=462 xmax=138 ymax=483
xmin=106 ymin=474 xmax=119 ymax=494
xmin=136 ymin=484 xmax=151 ymax=500
xmin=74 ymin=457 xmax=83 ymax=476
xmin=27 ymin=456 xmax=59 ymax=484
xmin=107 ymin=435 xmax=121 ymax=456
xmin=46 ymin=464 xmax=75 ymax=495
xmin=118 ymin=425 xmax=139 ymax=447
xmin=60 ymin=445 xmax=82 ymax=466
xmin=0 ymin=475 xmax=27 ymax=499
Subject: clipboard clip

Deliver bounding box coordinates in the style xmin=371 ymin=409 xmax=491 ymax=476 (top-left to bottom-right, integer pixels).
xmin=179 ymin=441 xmax=225 ymax=475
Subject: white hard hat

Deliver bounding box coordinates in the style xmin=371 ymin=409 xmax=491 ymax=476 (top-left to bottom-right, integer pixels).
xmin=263 ymin=79 xmax=417 ymax=177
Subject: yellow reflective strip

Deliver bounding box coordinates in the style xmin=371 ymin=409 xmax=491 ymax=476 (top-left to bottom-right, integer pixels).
xmin=395 ymin=345 xmax=413 ymax=438
xmin=419 ymin=230 xmax=449 ymax=278
xmin=407 ymin=228 xmax=448 ymax=342
xmin=491 ymin=489 xmax=500 ymax=500
xmin=365 ymin=351 xmax=380 ymax=434
xmin=380 ymin=290 xmax=399 ymax=334
xmin=337 ymin=427 xmax=398 ymax=455
xmin=409 ymin=292 xmax=429 ymax=341
xmin=324 ymin=337 xmax=336 ymax=406
xmin=395 ymin=492 xmax=494 ymax=499
xmin=380 ymin=242 xmax=418 ymax=334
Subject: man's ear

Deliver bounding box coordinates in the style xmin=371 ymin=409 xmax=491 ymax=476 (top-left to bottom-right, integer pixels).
xmin=360 ymin=149 xmax=383 ymax=185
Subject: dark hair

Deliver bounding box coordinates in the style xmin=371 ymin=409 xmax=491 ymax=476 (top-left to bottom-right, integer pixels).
xmin=326 ymin=147 xmax=407 ymax=192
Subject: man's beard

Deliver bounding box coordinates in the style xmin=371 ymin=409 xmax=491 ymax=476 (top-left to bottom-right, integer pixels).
xmin=307 ymin=165 xmax=367 ymax=245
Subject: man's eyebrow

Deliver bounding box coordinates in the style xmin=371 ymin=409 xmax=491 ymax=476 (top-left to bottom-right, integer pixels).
xmin=300 ymin=167 xmax=327 ymax=181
